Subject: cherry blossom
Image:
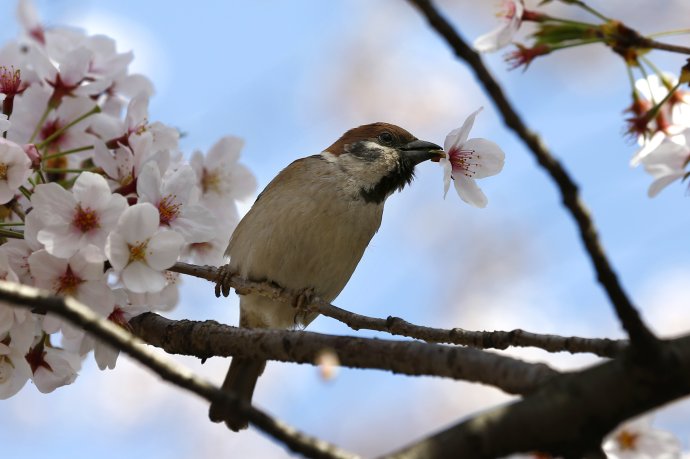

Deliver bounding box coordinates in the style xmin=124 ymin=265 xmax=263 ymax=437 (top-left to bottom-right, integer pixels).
xmin=0 ymin=137 xmax=32 ymax=204
xmin=26 ymin=341 xmax=80 ymax=393
xmin=0 ymin=0 xmax=255 ymax=397
xmin=30 ymin=171 xmax=127 ymax=258
xmin=28 ymin=246 xmax=114 ymax=336
xmin=190 ymin=135 xmax=256 ymax=224
xmin=603 ymin=415 xmax=681 ymax=459
xmin=474 ymin=0 xmax=525 ymax=53
xmin=17 ymin=0 xmax=45 ymax=45
xmin=440 ymin=107 xmax=505 ymax=207
xmin=630 ymin=74 xmax=690 ymax=165
xmin=635 ymin=74 xmax=690 ymax=129
xmin=105 ymin=203 xmax=184 ymax=293
xmin=128 ymin=271 xmax=180 ymax=313
xmin=0 ymin=95 xmax=10 ymax=132
xmin=1 ymin=211 xmax=42 ymax=284
xmin=183 ymin=230 xmax=228 ymax=267
xmin=0 ymin=339 xmax=32 ymax=399
xmin=137 ymin=161 xmax=214 ymax=243
xmin=92 ymin=95 xmax=179 ymax=184
xmin=28 ymin=45 xmax=111 ymax=107
xmin=0 ymin=250 xmax=34 ymax=345
xmin=88 ymin=289 xmax=148 ymax=370
xmin=8 ymin=85 xmax=98 ymax=156
xmin=637 ymin=129 xmax=690 ymax=197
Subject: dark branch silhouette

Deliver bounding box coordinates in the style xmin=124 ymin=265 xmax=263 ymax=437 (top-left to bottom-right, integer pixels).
xmin=170 ymin=262 xmax=627 ymax=358
xmin=406 ymin=0 xmax=659 ymax=355
xmin=0 ymin=280 xmax=356 ymax=459
xmin=129 ymin=312 xmax=559 ymax=395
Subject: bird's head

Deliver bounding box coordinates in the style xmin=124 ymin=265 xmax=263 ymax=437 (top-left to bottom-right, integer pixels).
xmin=322 ymin=123 xmax=443 ymax=204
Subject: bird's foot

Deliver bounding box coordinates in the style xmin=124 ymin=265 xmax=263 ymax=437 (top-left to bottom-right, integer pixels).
xmin=293 ymin=287 xmax=315 ymax=327
xmin=293 ymin=286 xmax=315 ymax=310
xmin=214 ymin=264 xmax=236 ymax=298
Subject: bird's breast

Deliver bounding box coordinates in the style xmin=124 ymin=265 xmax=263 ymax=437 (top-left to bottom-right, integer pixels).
xmin=227 ymin=157 xmax=384 ymax=314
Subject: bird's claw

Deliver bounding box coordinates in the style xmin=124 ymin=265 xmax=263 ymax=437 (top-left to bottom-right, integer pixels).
xmin=293 ymin=287 xmax=315 ymax=311
xmin=214 ymin=264 xmax=235 ymax=298
xmin=293 ymin=287 xmax=316 ymax=327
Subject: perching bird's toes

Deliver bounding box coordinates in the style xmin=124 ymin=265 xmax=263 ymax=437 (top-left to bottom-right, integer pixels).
xmin=214 ymin=264 xmax=235 ymax=298
xmin=293 ymin=286 xmax=315 ymax=310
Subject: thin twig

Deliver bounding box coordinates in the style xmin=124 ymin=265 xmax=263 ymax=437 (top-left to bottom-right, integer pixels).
xmin=0 ymin=280 xmax=357 ymax=459
xmin=130 ymin=312 xmax=559 ymax=395
xmin=637 ymin=36 xmax=690 ymax=55
xmin=406 ymin=0 xmax=659 ymax=355
xmin=170 ymin=262 xmax=627 ymax=358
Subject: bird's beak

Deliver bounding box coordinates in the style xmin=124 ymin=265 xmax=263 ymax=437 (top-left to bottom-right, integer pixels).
xmin=400 ymin=139 xmax=445 ymax=166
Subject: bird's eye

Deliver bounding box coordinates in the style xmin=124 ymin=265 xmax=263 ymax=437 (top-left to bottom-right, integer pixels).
xmin=378 ymin=132 xmax=394 ymax=145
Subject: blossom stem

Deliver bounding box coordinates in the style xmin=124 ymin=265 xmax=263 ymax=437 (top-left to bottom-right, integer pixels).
xmin=8 ymin=201 xmax=25 ymax=221
xmin=0 ymin=228 xmax=24 ymax=239
xmin=41 ymin=145 xmax=94 ymax=162
xmin=570 ymin=0 xmax=610 ymax=22
xmin=0 ymin=221 xmax=24 ymax=227
xmin=646 ymin=81 xmax=682 ymax=120
xmin=542 ymin=16 xmax=598 ymax=28
xmin=550 ymin=37 xmax=605 ymax=52
xmin=28 ymin=105 xmax=52 ymax=144
xmin=18 ymin=185 xmax=32 ymax=199
xmin=647 ymin=28 xmax=690 ymax=39
xmin=35 ymin=170 xmax=46 ymax=184
xmin=42 ymin=167 xmax=99 ymax=174
xmin=36 ymin=105 xmax=101 ymax=150
xmin=625 ymin=63 xmax=637 ymax=95
xmin=640 ymin=56 xmax=668 ymax=85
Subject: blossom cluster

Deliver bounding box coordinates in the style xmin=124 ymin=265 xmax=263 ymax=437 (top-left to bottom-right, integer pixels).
xmin=473 ymin=0 xmax=690 ymax=198
xmin=0 ymin=0 xmax=255 ymax=398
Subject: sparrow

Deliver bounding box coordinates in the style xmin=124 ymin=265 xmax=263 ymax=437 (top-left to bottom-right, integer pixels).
xmin=208 ymin=123 xmax=443 ymax=431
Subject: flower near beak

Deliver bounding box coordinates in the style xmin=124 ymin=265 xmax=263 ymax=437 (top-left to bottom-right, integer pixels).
xmin=440 ymin=107 xmax=505 ymax=208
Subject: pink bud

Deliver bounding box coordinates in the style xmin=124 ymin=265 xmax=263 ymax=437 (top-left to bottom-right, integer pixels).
xmin=22 ymin=143 xmax=40 ymax=168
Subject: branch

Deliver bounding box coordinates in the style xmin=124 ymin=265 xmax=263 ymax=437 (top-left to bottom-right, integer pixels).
xmin=129 ymin=313 xmax=559 ymax=395
xmin=406 ymin=0 xmax=659 ymax=354
xmin=637 ymin=36 xmax=690 ymax=55
xmin=0 ymin=281 xmax=357 ymax=459
xmin=380 ymin=334 xmax=690 ymax=458
xmin=170 ymin=262 xmax=627 ymax=358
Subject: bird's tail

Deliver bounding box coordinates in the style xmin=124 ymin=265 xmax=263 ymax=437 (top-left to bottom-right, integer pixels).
xmin=208 ymin=357 xmax=266 ymax=431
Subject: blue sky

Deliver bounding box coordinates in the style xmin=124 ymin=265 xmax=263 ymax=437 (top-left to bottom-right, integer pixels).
xmin=2 ymin=1 xmax=690 ymax=457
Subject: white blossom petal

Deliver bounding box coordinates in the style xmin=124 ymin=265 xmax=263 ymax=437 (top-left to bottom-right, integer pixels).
xmin=444 ymin=107 xmax=483 ymax=152
xmin=440 ymin=156 xmax=452 ymax=198
xmin=117 ymin=203 xmax=159 ymax=245
xmin=462 ymin=137 xmax=506 ymax=178
xmin=145 ymin=230 xmax=184 ymax=270
xmin=454 ymin=177 xmax=488 ymax=208
xmin=71 ymin=171 xmax=112 ymax=210
xmin=122 ymin=261 xmax=165 ymax=293
xmin=105 ymin=232 xmax=130 ymax=271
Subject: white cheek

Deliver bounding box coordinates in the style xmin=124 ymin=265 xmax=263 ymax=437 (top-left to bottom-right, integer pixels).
xmin=321 ymin=151 xmax=338 ymax=163
xmin=338 ymin=147 xmax=399 ymax=191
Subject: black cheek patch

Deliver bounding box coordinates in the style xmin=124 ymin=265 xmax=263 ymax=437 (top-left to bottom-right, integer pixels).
xmin=359 ymin=157 xmax=416 ymax=204
xmin=347 ymin=141 xmax=383 ymax=162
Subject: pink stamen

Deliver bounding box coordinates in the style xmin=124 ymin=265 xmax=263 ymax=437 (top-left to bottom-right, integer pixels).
xmin=449 ymin=147 xmax=480 ymax=178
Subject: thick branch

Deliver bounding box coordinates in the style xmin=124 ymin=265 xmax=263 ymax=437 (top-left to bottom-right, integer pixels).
xmin=170 ymin=262 xmax=626 ymax=358
xmin=381 ymin=335 xmax=690 ymax=459
xmin=406 ymin=0 xmax=658 ymax=354
xmin=129 ymin=312 xmax=559 ymax=395
xmin=0 ymin=281 xmax=356 ymax=459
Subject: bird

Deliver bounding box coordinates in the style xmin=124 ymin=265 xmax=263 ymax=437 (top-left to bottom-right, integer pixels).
xmin=208 ymin=122 xmax=443 ymax=431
